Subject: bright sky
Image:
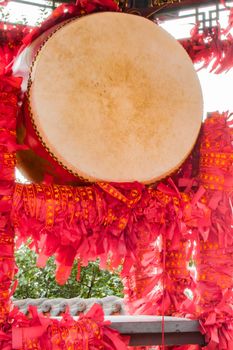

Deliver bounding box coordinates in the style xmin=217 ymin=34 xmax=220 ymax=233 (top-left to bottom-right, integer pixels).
xmin=159 ymin=6 xmax=233 ymax=117
xmin=198 ymin=70 xmax=233 ymax=116
xmin=0 ymin=0 xmax=53 ymax=25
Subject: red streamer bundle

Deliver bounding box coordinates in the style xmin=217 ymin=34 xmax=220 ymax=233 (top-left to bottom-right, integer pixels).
xmin=191 ymin=113 xmax=233 ymax=349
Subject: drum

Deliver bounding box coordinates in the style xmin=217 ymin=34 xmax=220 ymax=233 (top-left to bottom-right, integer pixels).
xmin=14 ymin=12 xmax=203 ymax=184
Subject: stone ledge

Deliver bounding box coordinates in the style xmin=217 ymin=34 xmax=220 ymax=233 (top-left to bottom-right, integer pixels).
xmin=13 ymin=295 xmax=125 ymax=316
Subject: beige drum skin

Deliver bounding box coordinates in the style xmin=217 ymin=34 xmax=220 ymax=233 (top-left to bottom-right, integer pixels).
xmin=16 ymin=12 xmax=203 ymax=184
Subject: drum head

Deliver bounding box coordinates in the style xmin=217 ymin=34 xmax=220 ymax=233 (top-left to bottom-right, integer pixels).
xmin=28 ymin=12 xmax=203 ymax=183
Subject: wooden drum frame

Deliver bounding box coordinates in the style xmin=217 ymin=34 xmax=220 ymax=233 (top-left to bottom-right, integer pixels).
xmin=14 ymin=12 xmax=203 ymax=184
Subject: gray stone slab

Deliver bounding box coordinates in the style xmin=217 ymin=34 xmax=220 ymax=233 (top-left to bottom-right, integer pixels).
xmin=105 ymin=315 xmax=200 ymax=334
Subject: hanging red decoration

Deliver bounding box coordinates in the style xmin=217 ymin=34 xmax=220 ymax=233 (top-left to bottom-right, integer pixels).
xmin=191 ymin=113 xmax=233 ymax=350
xmin=0 ymin=1 xmax=233 ymax=349
xmin=181 ymin=25 xmax=233 ymax=74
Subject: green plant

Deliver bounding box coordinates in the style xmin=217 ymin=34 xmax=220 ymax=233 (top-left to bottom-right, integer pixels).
xmin=14 ymin=245 xmax=124 ymax=299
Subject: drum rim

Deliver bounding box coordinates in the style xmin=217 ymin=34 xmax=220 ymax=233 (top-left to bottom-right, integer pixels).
xmin=26 ymin=15 xmax=90 ymax=183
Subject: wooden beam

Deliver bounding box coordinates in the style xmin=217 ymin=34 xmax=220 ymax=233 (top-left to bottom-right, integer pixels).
xmin=125 ymin=0 xmax=225 ymax=19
